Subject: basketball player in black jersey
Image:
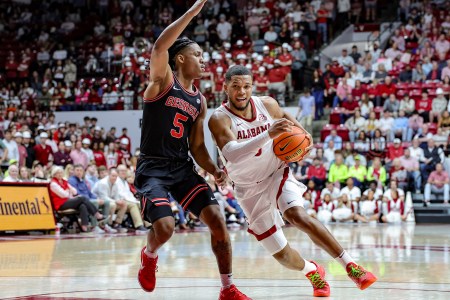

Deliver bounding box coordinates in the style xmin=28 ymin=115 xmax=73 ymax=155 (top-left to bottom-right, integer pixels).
xmin=135 ymin=1 xmax=251 ymax=299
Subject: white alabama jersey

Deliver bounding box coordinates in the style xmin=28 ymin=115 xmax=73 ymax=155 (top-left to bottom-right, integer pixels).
xmin=216 ymin=96 xmax=284 ymax=185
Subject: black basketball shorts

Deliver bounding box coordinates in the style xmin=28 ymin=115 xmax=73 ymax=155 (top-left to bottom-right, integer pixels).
xmin=135 ymin=160 xmax=218 ymax=223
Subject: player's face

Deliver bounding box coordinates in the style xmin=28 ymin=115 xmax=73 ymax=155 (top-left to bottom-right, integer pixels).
xmin=225 ymin=75 xmax=253 ymax=111
xmin=180 ymin=44 xmax=204 ymax=78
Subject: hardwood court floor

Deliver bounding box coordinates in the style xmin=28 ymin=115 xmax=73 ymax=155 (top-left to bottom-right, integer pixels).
xmin=1 ymin=223 xmax=449 ymax=300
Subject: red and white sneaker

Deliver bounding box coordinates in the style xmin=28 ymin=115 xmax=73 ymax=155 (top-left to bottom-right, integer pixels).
xmin=305 ymin=261 xmax=330 ymax=297
xmin=346 ymin=262 xmax=377 ymax=290
xmin=138 ymin=247 xmax=158 ymax=292
xmin=218 ymin=284 xmax=252 ymax=300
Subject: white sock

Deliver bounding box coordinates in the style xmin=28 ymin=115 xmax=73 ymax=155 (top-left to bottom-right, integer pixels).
xmin=220 ymin=273 xmax=233 ymax=288
xmin=301 ymin=259 xmax=317 ymax=275
xmin=145 ymin=248 xmax=158 ymax=258
xmin=335 ymin=250 xmax=355 ymax=268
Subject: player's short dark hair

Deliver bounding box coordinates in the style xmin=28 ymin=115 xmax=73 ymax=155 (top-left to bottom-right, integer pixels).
xmin=168 ymin=38 xmax=196 ymax=69
xmin=225 ymin=65 xmax=253 ymax=82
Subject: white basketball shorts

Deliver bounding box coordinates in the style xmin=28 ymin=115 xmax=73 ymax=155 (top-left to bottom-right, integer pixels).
xmin=233 ymin=167 xmax=306 ymax=255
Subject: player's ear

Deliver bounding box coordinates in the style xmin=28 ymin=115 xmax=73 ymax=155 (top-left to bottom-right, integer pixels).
xmin=177 ymin=54 xmax=185 ymax=65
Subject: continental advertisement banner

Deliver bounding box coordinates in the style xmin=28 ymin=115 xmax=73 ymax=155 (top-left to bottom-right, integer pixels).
xmin=0 ymin=183 xmax=55 ymax=231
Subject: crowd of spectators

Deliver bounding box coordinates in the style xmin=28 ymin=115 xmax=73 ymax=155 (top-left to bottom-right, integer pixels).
xmin=0 ymin=0 xmax=385 ymax=112
xmin=0 ymin=0 xmax=449 ymax=234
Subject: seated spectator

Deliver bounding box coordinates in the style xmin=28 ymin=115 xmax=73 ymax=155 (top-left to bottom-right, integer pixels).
xmin=400 ymin=148 xmax=421 ymax=193
xmin=416 ymin=91 xmax=432 ymax=123
xmin=385 ymin=138 xmax=405 ymax=169
xmin=317 ymin=193 xmax=334 ymax=224
xmin=292 ymin=160 xmax=309 ymax=184
xmin=332 ymin=194 xmax=355 ymax=223
xmin=359 ymin=93 xmax=373 ymax=118
xmin=364 ymin=111 xmax=380 ymax=137
xmin=421 ymin=139 xmax=445 ymax=182
xmin=355 ymin=190 xmax=380 ymax=223
xmin=324 ymin=129 xmax=343 ymax=150
xmin=68 ymin=164 xmax=116 ymax=233
xmin=430 ymin=88 xmax=448 ymax=123
xmin=320 ymin=181 xmax=341 ymax=203
xmin=116 ymin=164 xmax=148 ymax=233
xmin=54 ymin=140 xmax=73 ymax=167
xmin=323 ymin=140 xmax=337 ymax=164
xmin=307 ymin=157 xmax=327 ymax=190
xmin=424 ymin=163 xmax=450 ymax=206
xmin=333 ymin=78 xmax=352 ymax=107
xmin=328 ymin=154 xmax=348 ymax=187
xmin=85 ymin=164 xmax=99 ymax=189
xmin=19 ymin=166 xmax=32 ymax=182
xmin=2 ymin=165 xmax=21 ymax=182
xmin=383 ymin=94 xmax=400 ymax=117
xmin=438 ymin=111 xmax=450 ymax=134
xmin=345 ymin=109 xmax=365 ymax=142
xmin=389 ymin=158 xmax=409 ymax=191
xmin=340 ymin=94 xmax=359 ymax=123
xmin=378 ymin=76 xmax=395 ymax=105
xmin=340 ymin=177 xmax=361 ymax=202
xmin=382 ymin=180 xmax=408 ymax=223
xmin=433 ymin=128 xmax=449 ymax=147
xmin=407 ymin=111 xmax=424 ymax=141
xmin=92 ymin=168 xmax=129 ymax=232
xmin=3 ymin=130 xmax=19 ymax=163
xmin=33 ymin=132 xmax=53 ymax=167
xmin=49 ymin=166 xmax=105 ymax=233
xmin=367 ymin=157 xmax=387 ymax=188
xmin=368 ymin=129 xmax=386 ymax=160
xmin=390 ymin=110 xmax=409 ymax=141
xmin=378 ymin=111 xmax=394 ymax=141
xmin=347 ymin=156 xmax=367 ymax=187
xmin=363 ymin=181 xmax=384 ymax=201
xmin=345 ymin=149 xmax=367 ymax=166
xmin=353 ymin=131 xmax=370 ymax=153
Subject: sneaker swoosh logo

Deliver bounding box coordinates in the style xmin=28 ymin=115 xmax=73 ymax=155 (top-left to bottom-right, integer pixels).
xmin=279 ymin=140 xmax=292 ymax=151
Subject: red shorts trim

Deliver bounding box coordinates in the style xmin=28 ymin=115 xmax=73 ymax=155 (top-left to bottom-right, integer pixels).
xmin=182 ymin=187 xmax=209 ymax=210
xmin=247 ymin=225 xmax=278 ymax=241
xmin=179 ymin=183 xmax=208 ymax=206
xmin=276 ymin=167 xmax=290 ymax=209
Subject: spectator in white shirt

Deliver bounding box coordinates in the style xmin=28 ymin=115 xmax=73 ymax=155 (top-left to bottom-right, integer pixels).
xmin=338 ymin=49 xmax=354 ymax=70
xmin=216 ymin=14 xmax=232 ymax=41
xmin=264 ymin=26 xmax=278 ymax=43
xmin=2 ymin=130 xmax=19 ymax=162
xmin=2 ymin=165 xmax=21 ymax=182
xmin=81 ymin=138 xmax=94 ymax=162
xmin=340 ymin=177 xmax=361 ymax=202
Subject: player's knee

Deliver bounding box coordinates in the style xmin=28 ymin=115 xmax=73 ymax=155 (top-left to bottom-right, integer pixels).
xmin=153 ymin=217 xmax=175 ymax=243
xmin=285 ymin=207 xmax=314 ymax=232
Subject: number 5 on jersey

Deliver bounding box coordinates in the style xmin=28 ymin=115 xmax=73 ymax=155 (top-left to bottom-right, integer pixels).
xmin=171 ymin=113 xmax=188 ymax=138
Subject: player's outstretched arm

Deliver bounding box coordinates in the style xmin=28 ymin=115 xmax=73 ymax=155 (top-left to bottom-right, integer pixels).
xmin=146 ymin=0 xmax=208 ymax=97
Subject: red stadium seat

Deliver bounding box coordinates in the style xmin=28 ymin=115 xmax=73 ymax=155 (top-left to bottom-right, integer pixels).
xmin=396 ymin=82 xmax=409 ymax=91
xmin=337 ymin=124 xmax=350 ymax=141
xmin=320 ymin=124 xmax=336 ymax=142
xmin=329 ymin=107 xmax=343 ymax=125
xmin=428 ymin=123 xmax=438 ymax=134
xmin=402 ymin=142 xmax=411 ymax=149
xmin=409 ymin=82 xmax=422 ymax=90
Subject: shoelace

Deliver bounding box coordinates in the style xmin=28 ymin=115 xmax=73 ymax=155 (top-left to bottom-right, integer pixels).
xmin=308 ymin=271 xmax=326 ymax=289
xmin=349 ymin=265 xmax=366 ymax=279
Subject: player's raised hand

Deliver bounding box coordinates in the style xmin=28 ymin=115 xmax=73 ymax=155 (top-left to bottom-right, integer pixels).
xmin=213 ymin=169 xmax=228 ymax=188
xmin=188 ymin=0 xmax=208 ymax=16
xmin=268 ymin=118 xmax=294 ymax=139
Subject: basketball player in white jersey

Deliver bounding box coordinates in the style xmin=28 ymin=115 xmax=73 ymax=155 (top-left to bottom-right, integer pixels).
xmin=209 ymin=66 xmax=377 ymax=297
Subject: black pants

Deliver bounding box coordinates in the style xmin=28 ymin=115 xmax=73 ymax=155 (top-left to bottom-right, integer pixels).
xmin=59 ymin=196 xmax=97 ymax=226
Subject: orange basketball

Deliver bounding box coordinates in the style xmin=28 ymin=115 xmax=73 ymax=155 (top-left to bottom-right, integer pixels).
xmin=273 ymin=126 xmax=313 ymax=163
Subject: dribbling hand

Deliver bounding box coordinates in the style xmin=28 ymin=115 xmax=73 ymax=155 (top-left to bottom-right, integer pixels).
xmin=189 ymin=0 xmax=208 ymax=16
xmin=213 ymin=169 xmax=228 ymax=188
xmin=268 ymin=118 xmax=294 ymax=139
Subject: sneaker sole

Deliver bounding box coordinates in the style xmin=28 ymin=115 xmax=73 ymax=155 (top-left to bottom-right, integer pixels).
xmin=137 ymin=273 xmax=155 ymax=292
xmin=359 ymin=276 xmax=378 ymax=290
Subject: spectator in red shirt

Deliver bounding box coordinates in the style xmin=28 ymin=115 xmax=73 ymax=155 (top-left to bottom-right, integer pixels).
xmin=330 ymin=58 xmax=345 ymax=78
xmin=268 ymin=60 xmax=287 ymax=106
xmin=415 ymin=91 xmax=432 ymax=122
xmin=88 ymin=88 xmax=102 ymax=108
xmin=340 ymin=95 xmax=359 ymax=123
xmin=378 ymin=76 xmax=396 ymax=106
xmin=254 ymin=66 xmax=269 ymax=96
xmin=307 ymin=157 xmax=327 ymax=190
xmin=385 ymin=138 xmax=405 ymax=170
xmin=92 ymin=141 xmax=107 ymax=167
xmin=33 ymin=132 xmax=53 ymax=167
xmin=118 ymin=128 xmax=131 ymax=152
xmin=5 ymin=57 xmax=18 ymax=80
